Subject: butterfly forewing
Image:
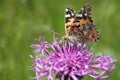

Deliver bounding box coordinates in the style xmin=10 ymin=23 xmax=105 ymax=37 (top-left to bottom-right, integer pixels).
xmin=69 ymin=4 xmax=99 ymax=42
xmin=64 ymin=4 xmax=99 ymax=43
xmin=65 ymin=6 xmax=76 ymax=34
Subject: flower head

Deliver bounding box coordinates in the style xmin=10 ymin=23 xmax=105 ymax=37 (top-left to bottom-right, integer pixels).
xmin=31 ymin=34 xmax=116 ymax=80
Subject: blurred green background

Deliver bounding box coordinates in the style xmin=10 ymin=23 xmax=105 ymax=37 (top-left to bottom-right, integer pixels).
xmin=0 ymin=0 xmax=120 ymax=80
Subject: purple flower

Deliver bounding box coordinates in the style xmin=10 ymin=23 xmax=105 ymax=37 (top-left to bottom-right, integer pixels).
xmin=30 ymin=34 xmax=116 ymax=80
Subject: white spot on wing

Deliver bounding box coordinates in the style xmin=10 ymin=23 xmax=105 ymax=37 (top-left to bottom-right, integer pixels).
xmin=65 ymin=14 xmax=70 ymax=18
xmin=66 ymin=8 xmax=68 ymax=12
xmin=84 ymin=13 xmax=87 ymax=16
xmin=71 ymin=13 xmax=74 ymax=16
xmin=76 ymin=14 xmax=83 ymax=17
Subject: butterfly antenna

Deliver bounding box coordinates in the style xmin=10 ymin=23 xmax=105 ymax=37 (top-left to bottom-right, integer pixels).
xmin=48 ymin=28 xmax=62 ymax=36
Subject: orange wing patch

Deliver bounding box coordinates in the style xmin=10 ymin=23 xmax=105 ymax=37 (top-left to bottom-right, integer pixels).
xmin=79 ymin=18 xmax=90 ymax=25
xmin=65 ymin=18 xmax=74 ymax=31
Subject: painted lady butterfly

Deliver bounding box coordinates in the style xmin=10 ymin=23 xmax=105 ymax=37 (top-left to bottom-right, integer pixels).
xmin=63 ymin=4 xmax=99 ymax=43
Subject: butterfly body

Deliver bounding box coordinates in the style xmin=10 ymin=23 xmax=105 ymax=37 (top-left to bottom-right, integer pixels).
xmin=63 ymin=4 xmax=99 ymax=43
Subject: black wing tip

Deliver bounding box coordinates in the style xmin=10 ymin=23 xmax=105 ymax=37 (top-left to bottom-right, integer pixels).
xmin=66 ymin=5 xmax=72 ymax=9
xmin=80 ymin=3 xmax=91 ymax=11
xmin=83 ymin=3 xmax=91 ymax=7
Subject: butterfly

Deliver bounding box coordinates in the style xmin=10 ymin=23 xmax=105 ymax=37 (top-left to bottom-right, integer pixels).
xmin=63 ymin=4 xmax=99 ymax=43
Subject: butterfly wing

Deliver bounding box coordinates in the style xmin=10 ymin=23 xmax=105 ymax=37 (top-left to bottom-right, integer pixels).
xmin=65 ymin=5 xmax=76 ymax=37
xmin=69 ymin=4 xmax=99 ymax=42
